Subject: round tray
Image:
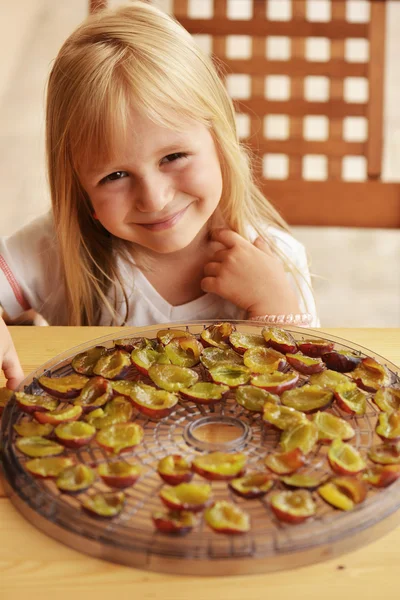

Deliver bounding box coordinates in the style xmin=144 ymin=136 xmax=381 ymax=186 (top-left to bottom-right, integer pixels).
xmin=1 ymin=321 xmax=400 ymax=575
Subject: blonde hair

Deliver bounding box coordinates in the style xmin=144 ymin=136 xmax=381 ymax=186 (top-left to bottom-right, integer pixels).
xmin=46 ymin=0 xmax=306 ymax=326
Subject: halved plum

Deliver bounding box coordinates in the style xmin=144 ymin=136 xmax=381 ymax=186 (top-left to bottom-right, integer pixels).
xmin=311 ymin=411 xmax=355 ymax=442
xmin=318 ymin=482 xmax=354 ymax=511
xmin=34 ymin=404 xmax=83 ymax=425
xmin=243 ymin=347 xmax=287 ymax=374
xmin=286 ymin=353 xmax=325 ymax=375
xmin=148 ymin=364 xmax=198 ymax=392
xmin=200 ymin=347 xmax=243 ymax=369
xmin=98 ymin=461 xmax=141 ymax=488
xmin=331 ymin=476 xmax=367 ymax=503
xmin=113 ymin=337 xmax=144 ymax=352
xmin=37 ymin=374 xmax=89 ymax=399
xmin=229 ymin=332 xmax=266 ymax=354
xmin=71 ymin=346 xmax=107 ymax=376
xmin=0 ymin=387 xmax=13 ymax=416
xmin=15 ymin=392 xmax=59 ymax=414
xmin=208 ymin=364 xmax=251 ymax=388
xmin=280 ymin=421 xmax=319 ymax=455
xmin=334 ymin=383 xmax=367 ymax=416
xmin=281 ymin=385 xmax=333 ymax=413
xmin=264 ymin=448 xmax=306 ymax=475
xmin=25 ymin=456 xmax=75 ymax=478
xmin=16 ymin=436 xmax=64 ymax=458
xmin=157 ymin=455 xmax=193 ymax=485
xmin=86 ymin=396 xmax=133 ymax=429
xmin=297 ymin=339 xmax=334 ymax=358
xmin=204 ymin=501 xmax=250 ymax=534
xmin=229 ymin=472 xmax=275 ymax=498
xmin=82 ymin=492 xmax=125 ymax=518
xmin=262 ymin=327 xmax=297 ymax=354
xmin=164 ymin=337 xmax=203 ymax=367
xmin=321 ymin=350 xmax=361 ymax=373
xmin=157 ymin=329 xmax=193 ymax=346
xmin=309 ymin=370 xmax=350 ymax=390
xmin=263 ymin=402 xmax=308 ymax=431
xmin=13 ymin=421 xmax=53 ymax=438
xmin=180 ymin=382 xmax=229 ymax=405
xmin=93 ymin=349 xmax=132 ymax=380
xmin=376 ymin=411 xmax=400 ymax=441
xmin=269 ymin=490 xmax=316 ymax=524
xmin=281 ymin=473 xmax=327 ymax=489
xmin=124 ymin=382 xmax=178 ymax=418
xmin=131 ymin=346 xmax=170 ymax=376
xmin=236 ymin=385 xmax=278 ymax=412
xmin=152 ymin=509 xmax=197 ymax=535
xmin=55 ymin=421 xmax=96 ymax=449
xmin=363 ymin=464 xmax=400 ymax=487
xmin=192 ymin=451 xmax=246 ymax=481
xmin=56 ymin=464 xmax=96 ymax=492
xmin=319 ymin=476 xmax=367 ymax=510
xmin=200 ymin=322 xmax=235 ymax=349
xmin=352 ymin=357 xmax=391 ymax=392
xmin=374 ymin=387 xmax=400 ymax=413
xmin=328 ymin=439 xmax=366 ymax=475
xmin=74 ymin=376 xmax=113 ymax=412
xmin=368 ymin=442 xmax=400 ymax=465
xmin=160 ymin=482 xmax=212 ymax=512
xmin=251 ymin=371 xmax=299 ymax=395
xmin=95 ymin=422 xmax=144 ymax=454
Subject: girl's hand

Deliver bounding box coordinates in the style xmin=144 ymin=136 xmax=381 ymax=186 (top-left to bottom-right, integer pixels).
xmin=201 ymin=228 xmax=301 ymax=317
xmin=0 ymin=316 xmax=24 ymax=390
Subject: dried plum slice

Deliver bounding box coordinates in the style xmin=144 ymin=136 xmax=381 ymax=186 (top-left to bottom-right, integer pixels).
xmin=55 ymin=421 xmax=96 ymax=449
xmin=74 ymin=376 xmax=113 ymax=412
xmin=297 ymin=339 xmax=334 ymax=358
xmin=114 ymin=337 xmax=144 ymax=352
xmin=157 ymin=455 xmax=193 ymax=486
xmin=95 ymin=422 xmax=144 ymax=454
xmin=160 ymin=483 xmax=212 ymax=512
xmin=157 ymin=329 xmax=193 ymax=346
xmin=229 ymin=332 xmax=266 ymax=354
xmin=352 ymin=357 xmax=391 ymax=392
xmin=148 ymin=364 xmax=198 ymax=392
xmin=334 ymin=383 xmax=367 ymax=416
xmin=82 ymin=492 xmax=125 ymax=518
xmin=309 ymin=370 xmax=350 ymax=390
xmin=235 ymin=385 xmax=278 ymax=413
xmin=264 ymin=448 xmax=306 ymax=475
xmin=93 ymin=349 xmax=132 ymax=380
xmin=85 ymin=396 xmax=133 ymax=429
xmin=13 ymin=421 xmax=53 ymax=438
xmin=328 ymin=439 xmax=366 ymax=475
xmin=152 ymin=509 xmax=198 ymax=535
xmin=25 ymin=456 xmax=75 ymax=478
xmin=205 ymin=501 xmax=250 ymax=534
xmin=120 ymin=381 xmax=179 ymax=418
xmin=281 ymin=385 xmax=333 ymax=413
xmin=38 ymin=374 xmax=89 ymax=399
xmin=280 ymin=473 xmax=327 ymax=489
xmin=71 ymin=346 xmax=107 ymax=376
xmin=98 ymin=461 xmax=141 ymax=488
xmin=200 ymin=347 xmax=243 ymax=369
xmin=16 ymin=436 xmax=64 ymax=458
xmin=200 ymin=322 xmax=235 ymax=349
xmin=251 ymin=371 xmax=299 ymax=395
xmin=208 ymin=364 xmax=251 ymax=388
xmin=373 ymin=387 xmax=400 ymax=413
xmin=16 ymin=392 xmax=59 ymax=414
xmin=286 ymin=353 xmax=325 ymax=375
xmin=229 ymin=472 xmax=274 ymax=498
xmin=192 ymin=451 xmax=246 ymax=481
xmin=180 ymin=382 xmax=229 ymax=404
xmin=263 ymin=401 xmax=308 ymax=431
xmin=321 ymin=350 xmax=361 ymax=373
xmin=311 ymin=411 xmax=355 ymax=442
xmin=34 ymin=404 xmax=83 ymax=425
xmin=368 ymin=442 xmax=400 ymax=465
xmin=376 ymin=411 xmax=400 ymax=441
xmin=243 ymin=347 xmax=287 ymax=374
xmin=280 ymin=421 xmax=318 ymax=455
xmin=270 ymin=490 xmax=316 ymax=523
xmin=363 ymin=464 xmax=400 ymax=487
xmin=318 ymin=482 xmax=354 ymax=511
xmin=164 ymin=337 xmax=203 ymax=367
xmin=262 ymin=327 xmax=297 ymax=354
xmin=56 ymin=464 xmax=96 ymax=492
xmin=131 ymin=346 xmax=170 ymax=376
xmin=319 ymin=476 xmax=367 ymax=511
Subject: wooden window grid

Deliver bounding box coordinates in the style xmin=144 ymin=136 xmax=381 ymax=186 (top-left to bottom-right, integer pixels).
xmin=89 ymin=0 xmax=399 ymax=227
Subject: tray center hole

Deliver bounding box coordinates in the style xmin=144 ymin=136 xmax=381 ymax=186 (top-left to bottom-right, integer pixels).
xmin=183 ymin=415 xmax=251 ymax=452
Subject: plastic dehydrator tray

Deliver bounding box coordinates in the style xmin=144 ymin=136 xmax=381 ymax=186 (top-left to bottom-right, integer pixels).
xmin=1 ymin=321 xmax=400 ymax=575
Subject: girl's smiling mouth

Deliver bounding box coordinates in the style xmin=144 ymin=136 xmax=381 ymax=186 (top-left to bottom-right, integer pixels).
xmin=135 ymin=204 xmax=191 ymax=232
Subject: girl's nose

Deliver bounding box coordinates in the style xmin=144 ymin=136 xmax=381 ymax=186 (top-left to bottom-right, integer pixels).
xmin=134 ymin=175 xmax=172 ymax=213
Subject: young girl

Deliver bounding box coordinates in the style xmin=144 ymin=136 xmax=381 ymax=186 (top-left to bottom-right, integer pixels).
xmin=0 ymin=1 xmax=319 ymax=389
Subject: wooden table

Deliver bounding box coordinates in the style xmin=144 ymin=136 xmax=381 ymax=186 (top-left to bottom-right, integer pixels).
xmin=1 ymin=327 xmax=400 ymax=600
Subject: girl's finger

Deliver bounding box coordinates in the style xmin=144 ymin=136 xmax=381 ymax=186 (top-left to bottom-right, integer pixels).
xmin=210 ymin=228 xmax=241 ymax=248
xmin=209 ymin=248 xmax=231 ymax=263
xmin=200 ymin=276 xmax=218 ymax=294
xmin=253 ymin=236 xmax=274 ymax=255
xmin=203 ymin=262 xmax=221 ymax=277
xmin=3 ymin=347 xmax=24 ymax=390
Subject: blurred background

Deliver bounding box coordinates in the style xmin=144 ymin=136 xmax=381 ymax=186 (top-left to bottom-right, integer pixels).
xmin=0 ymin=0 xmax=399 ymax=326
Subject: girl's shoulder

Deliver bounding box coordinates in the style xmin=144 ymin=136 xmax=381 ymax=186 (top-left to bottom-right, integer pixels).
xmin=2 ymin=211 xmax=55 ymax=250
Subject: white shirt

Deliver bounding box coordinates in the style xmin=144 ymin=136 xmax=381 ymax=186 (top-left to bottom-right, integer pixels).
xmin=0 ymin=212 xmax=319 ymax=327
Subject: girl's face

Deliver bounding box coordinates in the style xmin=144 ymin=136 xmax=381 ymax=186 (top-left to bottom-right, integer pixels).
xmin=80 ymin=110 xmax=223 ymax=255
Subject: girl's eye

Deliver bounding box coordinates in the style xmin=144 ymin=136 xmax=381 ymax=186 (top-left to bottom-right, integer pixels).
xmin=100 ymin=171 xmax=128 ymax=184
xmin=160 ymin=152 xmax=188 ymax=165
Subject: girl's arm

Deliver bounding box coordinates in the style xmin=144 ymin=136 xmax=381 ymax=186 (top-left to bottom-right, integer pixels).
xmin=0 ymin=316 xmax=24 ymax=389
xmin=201 ymin=228 xmax=309 ymax=320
